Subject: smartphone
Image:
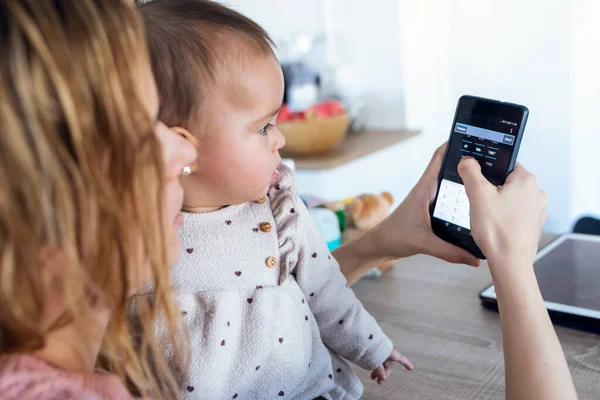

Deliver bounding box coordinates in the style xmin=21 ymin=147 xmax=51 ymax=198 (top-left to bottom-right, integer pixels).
xmin=430 ymin=95 xmax=529 ymax=259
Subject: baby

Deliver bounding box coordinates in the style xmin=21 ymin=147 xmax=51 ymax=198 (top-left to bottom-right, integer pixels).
xmin=138 ymin=1 xmax=412 ymax=398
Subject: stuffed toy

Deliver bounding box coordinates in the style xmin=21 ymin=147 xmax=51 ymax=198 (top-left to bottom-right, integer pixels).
xmin=343 ymin=192 xmax=396 ymax=275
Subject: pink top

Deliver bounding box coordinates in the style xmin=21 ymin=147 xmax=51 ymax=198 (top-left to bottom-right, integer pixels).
xmin=0 ymin=354 xmax=135 ymax=400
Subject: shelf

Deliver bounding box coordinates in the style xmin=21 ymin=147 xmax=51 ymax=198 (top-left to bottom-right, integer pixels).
xmin=283 ymin=129 xmax=420 ymax=170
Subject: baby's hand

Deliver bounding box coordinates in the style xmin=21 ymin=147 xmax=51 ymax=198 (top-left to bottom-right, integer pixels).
xmin=370 ymin=349 xmax=414 ymax=384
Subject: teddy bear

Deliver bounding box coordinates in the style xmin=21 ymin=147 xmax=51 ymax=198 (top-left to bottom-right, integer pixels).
xmin=342 ymin=192 xmax=396 ymax=277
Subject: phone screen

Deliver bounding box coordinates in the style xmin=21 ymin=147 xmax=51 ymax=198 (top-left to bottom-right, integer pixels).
xmin=432 ymin=96 xmax=527 ymax=241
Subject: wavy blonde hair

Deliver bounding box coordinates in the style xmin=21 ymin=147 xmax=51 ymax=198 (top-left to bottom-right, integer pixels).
xmin=0 ymin=0 xmax=185 ymax=397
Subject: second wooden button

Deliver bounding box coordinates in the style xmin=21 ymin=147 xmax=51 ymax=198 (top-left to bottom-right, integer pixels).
xmin=265 ymin=256 xmax=277 ymax=268
xmin=260 ymin=222 xmax=272 ymax=232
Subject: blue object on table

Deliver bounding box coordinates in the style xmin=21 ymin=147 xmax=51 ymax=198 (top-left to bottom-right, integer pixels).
xmin=308 ymin=207 xmax=342 ymax=251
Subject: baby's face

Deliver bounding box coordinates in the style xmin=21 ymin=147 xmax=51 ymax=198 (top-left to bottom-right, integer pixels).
xmin=184 ymin=54 xmax=286 ymax=208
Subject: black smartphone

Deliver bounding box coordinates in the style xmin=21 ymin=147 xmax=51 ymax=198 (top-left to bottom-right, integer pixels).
xmin=430 ymin=95 xmax=529 ymax=259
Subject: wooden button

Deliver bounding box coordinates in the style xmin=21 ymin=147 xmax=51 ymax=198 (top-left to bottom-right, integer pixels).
xmin=260 ymin=222 xmax=272 ymax=232
xmin=266 ymin=256 xmax=277 ymax=268
xmin=256 ymin=197 xmax=266 ymax=204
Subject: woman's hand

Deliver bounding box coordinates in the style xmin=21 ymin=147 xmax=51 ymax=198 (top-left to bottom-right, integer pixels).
xmin=336 ymin=143 xmax=480 ymax=285
xmin=457 ymin=157 xmax=548 ymax=272
xmin=371 ymin=143 xmax=480 ymax=266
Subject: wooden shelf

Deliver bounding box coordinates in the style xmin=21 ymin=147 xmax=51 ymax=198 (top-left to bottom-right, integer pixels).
xmin=283 ymin=129 xmax=420 ymax=170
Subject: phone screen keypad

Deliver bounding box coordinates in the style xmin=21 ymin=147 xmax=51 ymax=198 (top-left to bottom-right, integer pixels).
xmin=433 ymin=179 xmax=471 ymax=230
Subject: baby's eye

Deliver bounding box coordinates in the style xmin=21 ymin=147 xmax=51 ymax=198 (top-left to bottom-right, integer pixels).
xmin=259 ymin=123 xmax=273 ymax=135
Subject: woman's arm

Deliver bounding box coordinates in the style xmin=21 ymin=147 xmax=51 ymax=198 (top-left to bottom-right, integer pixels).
xmin=334 ymin=143 xmax=480 ymax=286
xmin=333 ymin=223 xmax=388 ymax=286
xmin=493 ymin=261 xmax=576 ymax=400
xmin=458 ymin=158 xmax=577 ymax=400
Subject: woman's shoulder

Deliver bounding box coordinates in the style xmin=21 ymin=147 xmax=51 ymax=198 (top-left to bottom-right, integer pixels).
xmin=0 ymin=354 xmax=134 ymax=400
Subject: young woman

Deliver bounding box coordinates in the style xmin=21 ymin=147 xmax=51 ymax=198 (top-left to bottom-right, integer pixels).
xmin=0 ymin=1 xmax=196 ymax=398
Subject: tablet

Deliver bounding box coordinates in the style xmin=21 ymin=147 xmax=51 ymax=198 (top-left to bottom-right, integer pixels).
xmin=480 ymin=233 xmax=600 ymax=330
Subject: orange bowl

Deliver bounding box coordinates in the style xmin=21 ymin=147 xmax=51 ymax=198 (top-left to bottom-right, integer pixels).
xmin=278 ymin=112 xmax=350 ymax=156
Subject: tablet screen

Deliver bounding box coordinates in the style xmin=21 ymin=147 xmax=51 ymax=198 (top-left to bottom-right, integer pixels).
xmin=480 ymin=234 xmax=600 ymax=320
xmin=535 ymin=238 xmax=600 ymax=311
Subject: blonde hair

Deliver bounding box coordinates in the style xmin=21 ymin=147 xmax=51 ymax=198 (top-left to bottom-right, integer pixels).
xmin=0 ymin=0 xmax=185 ymax=397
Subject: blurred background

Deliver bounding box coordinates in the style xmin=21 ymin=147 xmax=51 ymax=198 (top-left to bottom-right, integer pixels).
xmin=225 ymin=0 xmax=600 ymax=233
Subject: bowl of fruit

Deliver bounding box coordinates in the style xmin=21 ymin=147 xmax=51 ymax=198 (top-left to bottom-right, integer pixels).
xmin=277 ymin=100 xmax=350 ymax=156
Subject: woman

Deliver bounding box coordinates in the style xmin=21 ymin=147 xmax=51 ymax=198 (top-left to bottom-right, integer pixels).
xmin=0 ymin=0 xmax=196 ymax=398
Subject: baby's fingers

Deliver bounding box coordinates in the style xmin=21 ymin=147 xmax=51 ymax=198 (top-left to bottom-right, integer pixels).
xmin=388 ymin=349 xmax=414 ymax=371
xmin=371 ymin=366 xmax=386 ymax=384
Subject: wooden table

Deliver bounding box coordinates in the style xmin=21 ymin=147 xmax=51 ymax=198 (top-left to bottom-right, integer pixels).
xmin=350 ymin=236 xmax=600 ymax=399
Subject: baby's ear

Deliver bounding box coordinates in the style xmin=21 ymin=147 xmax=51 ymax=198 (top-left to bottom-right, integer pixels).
xmin=171 ymin=126 xmax=198 ymax=147
xmin=381 ymin=191 xmax=394 ymax=206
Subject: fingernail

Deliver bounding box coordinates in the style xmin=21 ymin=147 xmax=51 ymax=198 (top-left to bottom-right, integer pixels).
xmin=467 ymin=259 xmax=478 ymax=267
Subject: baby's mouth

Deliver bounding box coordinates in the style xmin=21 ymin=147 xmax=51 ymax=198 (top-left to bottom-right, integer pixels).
xmin=271 ymin=168 xmax=281 ymax=184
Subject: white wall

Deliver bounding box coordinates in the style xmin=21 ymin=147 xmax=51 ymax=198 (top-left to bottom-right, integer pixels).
xmin=224 ymin=0 xmax=407 ymax=130
xmin=571 ymin=0 xmax=600 ymax=224
xmin=223 ymin=0 xmax=325 ymax=43
xmin=224 ymin=0 xmax=600 ymax=232
xmin=399 ymin=0 xmax=576 ymax=231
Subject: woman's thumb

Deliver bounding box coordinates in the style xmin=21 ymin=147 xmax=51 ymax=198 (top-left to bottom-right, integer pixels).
xmin=458 ymin=157 xmax=491 ymax=198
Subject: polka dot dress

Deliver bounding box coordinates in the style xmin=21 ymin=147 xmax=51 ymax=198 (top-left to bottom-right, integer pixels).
xmin=145 ymin=165 xmax=393 ymax=399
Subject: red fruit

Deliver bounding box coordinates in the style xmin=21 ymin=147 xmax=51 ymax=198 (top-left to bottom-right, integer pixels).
xmin=313 ymin=103 xmax=331 ymax=118
xmin=322 ymin=100 xmax=345 ymax=116
xmin=311 ymin=100 xmax=345 ymax=118
xmin=291 ymin=111 xmax=306 ymax=121
xmin=277 ymin=104 xmax=308 ymax=122
xmin=277 ymin=104 xmax=293 ymax=122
